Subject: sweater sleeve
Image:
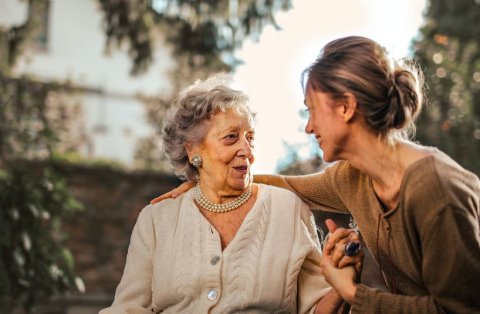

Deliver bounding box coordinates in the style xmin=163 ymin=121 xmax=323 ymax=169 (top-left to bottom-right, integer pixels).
xmin=422 ymin=204 xmax=480 ymax=312
xmin=254 ymin=163 xmax=349 ymax=214
xmin=99 ymin=205 xmax=155 ymax=314
xmin=351 ymin=204 xmax=480 ymax=314
xmin=296 ymin=200 xmax=333 ymax=314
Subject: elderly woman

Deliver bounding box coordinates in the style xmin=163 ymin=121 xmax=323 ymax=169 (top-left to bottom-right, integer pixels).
xmin=100 ymin=74 xmax=361 ymax=314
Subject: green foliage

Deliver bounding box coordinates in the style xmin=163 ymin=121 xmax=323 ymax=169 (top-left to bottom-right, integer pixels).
xmin=0 ymin=163 xmax=83 ymax=311
xmin=0 ymin=71 xmax=84 ymax=310
xmin=0 ymin=74 xmax=69 ymax=160
xmin=413 ymin=0 xmax=480 ymax=175
xmin=51 ymin=151 xmax=127 ymax=171
xmin=0 ymin=0 xmax=49 ymax=73
xmin=97 ymin=0 xmax=292 ymax=74
xmin=426 ymin=0 xmax=480 ymax=42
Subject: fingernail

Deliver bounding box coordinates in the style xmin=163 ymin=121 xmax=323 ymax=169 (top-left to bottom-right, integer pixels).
xmin=172 ymin=193 xmax=177 ymax=198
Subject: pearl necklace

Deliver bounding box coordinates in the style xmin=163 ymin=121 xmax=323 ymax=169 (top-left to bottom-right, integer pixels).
xmin=193 ymin=182 xmax=252 ymax=213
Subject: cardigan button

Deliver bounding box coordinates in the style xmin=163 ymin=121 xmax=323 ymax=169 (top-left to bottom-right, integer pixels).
xmin=210 ymin=255 xmax=220 ymax=265
xmin=207 ymin=289 xmax=218 ymax=301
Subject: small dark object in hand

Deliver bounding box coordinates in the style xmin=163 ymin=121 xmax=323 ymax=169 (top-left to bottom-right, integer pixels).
xmin=345 ymin=241 xmax=361 ymax=256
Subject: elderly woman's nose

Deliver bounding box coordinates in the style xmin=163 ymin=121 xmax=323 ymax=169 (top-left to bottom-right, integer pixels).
xmin=237 ymin=137 xmax=253 ymax=157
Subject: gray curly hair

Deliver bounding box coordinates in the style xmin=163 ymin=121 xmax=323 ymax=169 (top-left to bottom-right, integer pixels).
xmin=162 ymin=73 xmax=255 ymax=181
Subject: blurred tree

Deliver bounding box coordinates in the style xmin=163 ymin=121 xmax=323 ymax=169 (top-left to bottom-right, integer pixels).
xmin=276 ymin=141 xmax=327 ymax=175
xmin=98 ymin=0 xmax=292 ymax=75
xmin=0 ymin=74 xmax=84 ymax=312
xmin=0 ymin=1 xmax=85 ymax=309
xmin=413 ymin=0 xmax=480 ymax=175
xmin=0 ymin=0 xmax=50 ymax=74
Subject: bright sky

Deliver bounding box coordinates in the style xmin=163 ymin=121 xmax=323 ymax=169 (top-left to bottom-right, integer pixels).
xmin=233 ymin=0 xmax=427 ymax=174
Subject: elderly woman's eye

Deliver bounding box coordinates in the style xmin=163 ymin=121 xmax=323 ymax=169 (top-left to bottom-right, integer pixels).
xmin=247 ymin=135 xmax=255 ymax=146
xmin=224 ymin=134 xmax=238 ymax=142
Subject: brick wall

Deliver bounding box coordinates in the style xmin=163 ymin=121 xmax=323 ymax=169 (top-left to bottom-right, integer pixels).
xmin=28 ymin=162 xmax=181 ymax=313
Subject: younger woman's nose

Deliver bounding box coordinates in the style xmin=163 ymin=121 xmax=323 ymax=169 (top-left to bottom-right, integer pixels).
xmin=305 ymin=119 xmax=314 ymax=134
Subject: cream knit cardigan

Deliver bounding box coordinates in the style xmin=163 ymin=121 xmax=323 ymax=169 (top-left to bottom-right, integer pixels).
xmin=100 ymin=184 xmax=331 ymax=314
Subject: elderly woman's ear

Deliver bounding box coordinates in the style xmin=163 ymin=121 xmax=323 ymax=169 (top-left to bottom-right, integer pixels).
xmin=185 ymin=143 xmax=198 ymax=160
xmin=185 ymin=143 xmax=200 ymax=165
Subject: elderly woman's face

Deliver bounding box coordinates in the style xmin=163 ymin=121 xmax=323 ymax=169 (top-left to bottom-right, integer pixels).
xmin=195 ymin=108 xmax=255 ymax=192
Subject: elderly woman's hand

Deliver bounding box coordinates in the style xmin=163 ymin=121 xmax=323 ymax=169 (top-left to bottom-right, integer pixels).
xmin=320 ymin=254 xmax=357 ymax=304
xmin=323 ymin=219 xmax=364 ymax=276
xmin=150 ymin=181 xmax=195 ymax=204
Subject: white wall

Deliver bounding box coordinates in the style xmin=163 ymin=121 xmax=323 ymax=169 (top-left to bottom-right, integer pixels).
xmin=0 ymin=0 xmax=28 ymax=27
xmin=1 ymin=0 xmax=175 ymax=166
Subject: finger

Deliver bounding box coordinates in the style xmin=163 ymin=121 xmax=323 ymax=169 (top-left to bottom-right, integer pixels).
xmin=150 ymin=182 xmax=195 ymax=204
xmin=320 ymin=255 xmax=336 ymax=284
xmin=330 ymin=242 xmax=348 ymax=267
xmin=320 ymin=254 xmax=333 ymax=269
xmin=337 ymin=255 xmax=361 ymax=269
xmin=348 ymin=231 xmax=361 ymax=243
xmin=330 ymin=232 xmax=363 ymax=263
xmin=325 ymin=219 xmax=338 ymax=233
xmin=355 ymin=258 xmax=364 ymax=276
xmin=338 ymin=249 xmax=364 ymax=276
xmin=150 ymin=191 xmax=174 ymax=204
xmin=330 ymin=252 xmax=342 ymax=267
xmin=323 ymin=228 xmax=354 ymax=255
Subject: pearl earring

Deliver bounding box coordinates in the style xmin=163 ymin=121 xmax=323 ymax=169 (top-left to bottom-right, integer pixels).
xmin=190 ymin=155 xmax=203 ymax=168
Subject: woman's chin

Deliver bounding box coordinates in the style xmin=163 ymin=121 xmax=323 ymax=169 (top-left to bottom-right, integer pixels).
xmin=229 ymin=178 xmax=251 ymax=191
xmin=320 ymin=149 xmax=335 ymax=163
xmin=322 ymin=155 xmax=333 ymax=163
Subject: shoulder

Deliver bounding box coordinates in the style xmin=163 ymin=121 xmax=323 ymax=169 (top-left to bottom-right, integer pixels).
xmin=430 ymin=150 xmax=480 ymax=190
xmin=407 ymin=149 xmax=479 ymax=197
xmin=402 ymin=149 xmax=480 ymax=217
xmin=257 ymin=184 xmax=314 ymax=224
xmin=138 ymin=191 xmax=194 ymax=226
xmin=257 ymin=184 xmax=308 ymax=207
xmin=322 ymin=160 xmax=366 ymax=188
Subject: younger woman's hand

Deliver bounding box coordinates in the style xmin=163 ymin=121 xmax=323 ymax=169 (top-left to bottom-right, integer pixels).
xmin=150 ymin=181 xmax=195 ymax=204
xmin=323 ymin=219 xmax=364 ymax=276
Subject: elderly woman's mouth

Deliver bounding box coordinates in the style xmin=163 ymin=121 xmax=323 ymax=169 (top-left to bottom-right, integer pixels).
xmin=233 ymin=165 xmax=249 ymax=173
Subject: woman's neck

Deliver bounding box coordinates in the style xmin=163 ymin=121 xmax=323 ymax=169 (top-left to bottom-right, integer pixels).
xmin=346 ymin=137 xmax=430 ymax=210
xmin=199 ymin=180 xmax=252 ymax=204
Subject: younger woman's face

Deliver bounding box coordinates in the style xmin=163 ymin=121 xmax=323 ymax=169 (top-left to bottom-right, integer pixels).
xmin=304 ymin=84 xmax=350 ymax=162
